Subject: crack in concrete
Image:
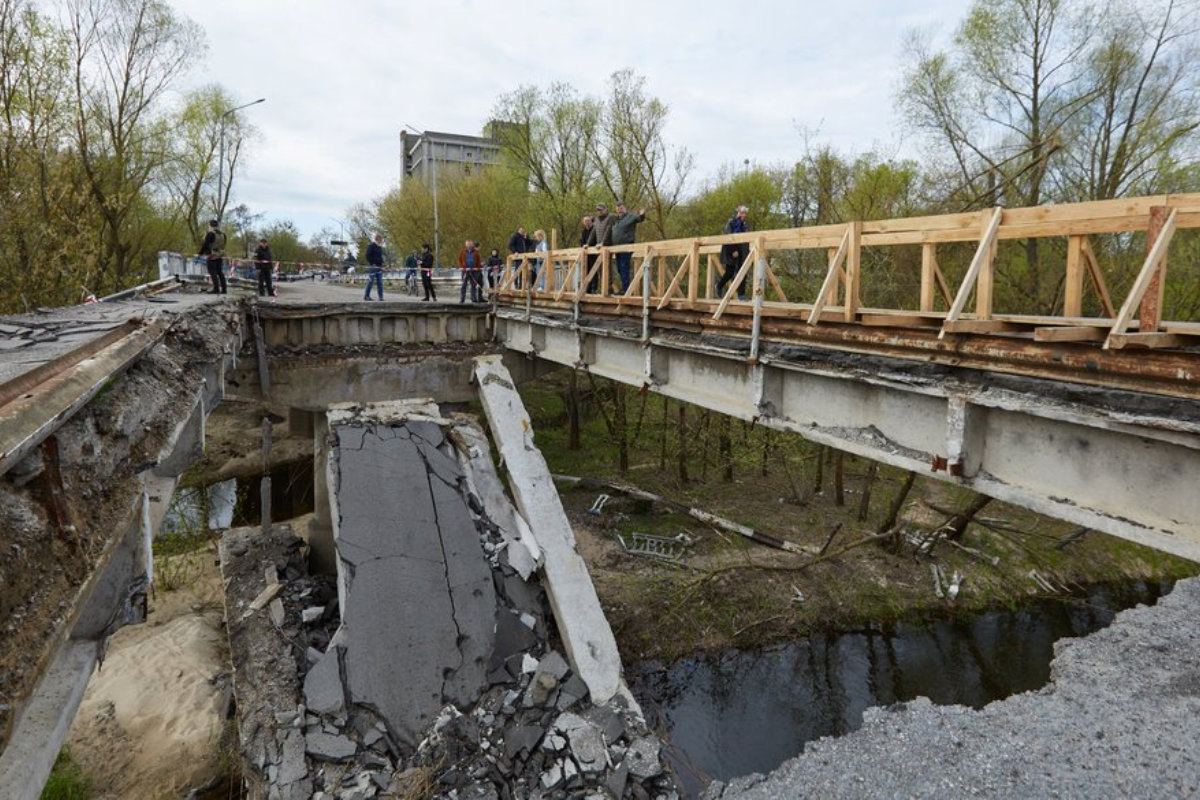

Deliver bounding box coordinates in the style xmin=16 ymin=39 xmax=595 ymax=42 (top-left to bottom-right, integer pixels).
xmin=418 ymin=441 xmax=467 ymax=703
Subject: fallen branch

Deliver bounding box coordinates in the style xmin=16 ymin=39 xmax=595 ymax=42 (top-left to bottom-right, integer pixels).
xmin=553 ymin=474 xmax=812 ymax=555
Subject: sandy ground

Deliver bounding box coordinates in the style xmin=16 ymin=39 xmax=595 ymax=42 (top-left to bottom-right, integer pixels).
xmin=64 ymin=548 xmax=228 ymax=799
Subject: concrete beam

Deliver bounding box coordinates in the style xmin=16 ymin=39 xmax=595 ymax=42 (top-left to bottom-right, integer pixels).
xmin=495 ymin=313 xmax=1200 ymax=562
xmin=473 ymin=356 xmax=626 ymax=703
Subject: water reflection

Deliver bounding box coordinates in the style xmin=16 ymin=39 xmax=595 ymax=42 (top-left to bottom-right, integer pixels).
xmin=161 ymin=460 xmax=314 ymax=534
xmin=631 ymin=581 xmax=1172 ymax=795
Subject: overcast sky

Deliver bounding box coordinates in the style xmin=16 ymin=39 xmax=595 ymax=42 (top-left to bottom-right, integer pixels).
xmin=166 ymin=0 xmax=970 ymax=242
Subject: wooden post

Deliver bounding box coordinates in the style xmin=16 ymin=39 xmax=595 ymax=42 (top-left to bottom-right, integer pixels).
xmin=844 ymin=221 xmax=862 ymax=322
xmin=705 ymin=253 xmax=716 ymax=300
xmin=1139 ymin=206 xmax=1169 ymax=332
xmin=975 ymin=229 xmax=997 ymax=318
xmin=1064 ymin=235 xmax=1085 ymax=317
xmin=688 ymin=240 xmax=700 ymax=303
xmin=600 ymin=249 xmax=611 ymax=298
xmin=920 ymin=243 xmax=937 ymax=312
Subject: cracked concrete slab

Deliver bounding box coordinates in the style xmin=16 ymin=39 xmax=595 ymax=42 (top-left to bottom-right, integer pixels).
xmin=328 ymin=410 xmax=497 ymax=747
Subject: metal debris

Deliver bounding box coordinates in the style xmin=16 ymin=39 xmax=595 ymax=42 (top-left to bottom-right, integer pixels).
xmin=587 ymin=493 xmax=611 ymax=516
xmin=616 ymin=532 xmax=694 ymax=563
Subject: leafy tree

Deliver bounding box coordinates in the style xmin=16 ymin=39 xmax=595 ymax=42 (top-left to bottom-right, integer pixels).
xmin=65 ymin=0 xmax=200 ymax=294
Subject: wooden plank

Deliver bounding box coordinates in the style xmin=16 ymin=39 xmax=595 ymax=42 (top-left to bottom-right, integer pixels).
xmin=942 ymin=319 xmax=1027 ymax=335
xmin=600 ymin=249 xmax=611 ymax=297
xmin=1080 ymin=237 xmax=1115 ymax=317
xmin=712 ymin=248 xmax=755 ymax=320
xmin=655 ymin=252 xmax=692 ymax=311
xmin=1064 ymin=235 xmax=1084 ymax=317
xmin=808 ymin=228 xmax=850 ymax=325
xmin=860 ymin=313 xmax=943 ymax=328
xmin=941 ymin=207 xmax=1003 ymax=335
xmin=553 ymin=254 xmax=582 ymax=302
xmin=705 ymin=252 xmax=716 ymax=300
xmin=1032 ymin=326 xmax=1108 ymax=342
xmin=1107 ymin=332 xmax=1189 ymax=350
xmin=1106 ymin=207 xmax=1178 ymax=345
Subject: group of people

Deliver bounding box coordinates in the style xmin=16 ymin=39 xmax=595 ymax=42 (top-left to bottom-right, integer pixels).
xmin=506 ymin=200 xmax=650 ymax=295
xmin=196 ymin=200 xmax=751 ymax=305
xmin=198 ymin=219 xmax=277 ymax=299
xmin=504 ymin=200 xmax=748 ymax=299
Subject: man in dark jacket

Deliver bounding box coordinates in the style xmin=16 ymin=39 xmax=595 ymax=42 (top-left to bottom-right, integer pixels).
xmin=579 ymin=215 xmax=598 ymax=294
xmin=717 ymin=205 xmax=750 ymax=301
xmin=586 ymin=203 xmax=615 ymax=292
xmin=364 ymin=233 xmax=385 ymax=301
xmin=253 ymin=238 xmax=274 ymax=298
xmin=419 ymin=243 xmax=437 ymax=301
xmin=610 ymin=201 xmax=646 ymax=294
xmin=508 ymin=226 xmax=530 ymax=287
xmin=197 ymin=219 xmax=227 ymax=294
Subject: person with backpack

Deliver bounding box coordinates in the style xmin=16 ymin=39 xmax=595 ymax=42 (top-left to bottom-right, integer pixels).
xmin=198 ymin=219 xmax=227 ymax=294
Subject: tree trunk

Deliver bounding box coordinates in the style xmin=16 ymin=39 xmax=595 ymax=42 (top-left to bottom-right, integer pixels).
xmin=944 ymin=494 xmax=993 ymax=540
xmin=877 ymin=471 xmax=916 ymax=533
xmin=566 ymin=371 xmax=581 ymax=450
xmin=699 ymin=410 xmax=710 ymax=481
xmin=760 ymin=429 xmax=771 ymax=477
xmin=857 ymin=461 xmax=878 ymax=522
xmin=677 ymin=403 xmax=689 ymax=484
xmin=720 ymin=416 xmax=733 ymax=482
xmin=833 ymin=450 xmax=845 ymax=506
xmin=813 ymin=445 xmax=825 ymax=495
xmin=659 ymin=395 xmax=668 ymax=471
xmin=613 ymin=384 xmax=629 ymax=474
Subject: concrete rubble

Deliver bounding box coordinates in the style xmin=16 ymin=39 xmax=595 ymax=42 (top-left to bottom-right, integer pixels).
xmin=221 ymin=406 xmax=679 ymax=799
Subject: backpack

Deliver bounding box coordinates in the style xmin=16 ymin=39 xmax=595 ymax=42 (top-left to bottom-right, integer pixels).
xmin=211 ymin=229 xmax=226 ymax=256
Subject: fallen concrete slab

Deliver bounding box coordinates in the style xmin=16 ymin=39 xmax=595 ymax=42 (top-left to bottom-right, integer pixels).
xmin=472 ymin=355 xmax=625 ymax=706
xmin=326 ymin=404 xmax=497 ymax=746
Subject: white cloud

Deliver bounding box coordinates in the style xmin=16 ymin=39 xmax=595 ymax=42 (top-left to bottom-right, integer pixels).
xmin=166 ymin=0 xmax=968 ymax=240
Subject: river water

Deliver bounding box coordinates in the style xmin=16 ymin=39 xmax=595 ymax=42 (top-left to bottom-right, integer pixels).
xmin=630 ymin=580 xmax=1173 ymax=795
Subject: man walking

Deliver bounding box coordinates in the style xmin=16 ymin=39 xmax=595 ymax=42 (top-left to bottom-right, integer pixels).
xmin=198 ymin=219 xmax=227 ymax=295
xmin=253 ymin=238 xmax=274 ymax=298
xmin=717 ymin=205 xmax=750 ymax=301
xmin=419 ymin=243 xmax=437 ymax=301
xmin=458 ymin=239 xmax=485 ymax=303
xmin=364 ymin=233 xmax=385 ymax=301
xmin=610 ymin=201 xmax=646 ymax=294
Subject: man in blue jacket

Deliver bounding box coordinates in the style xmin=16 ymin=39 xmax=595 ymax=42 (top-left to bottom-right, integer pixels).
xmin=364 ymin=233 xmax=385 ymax=301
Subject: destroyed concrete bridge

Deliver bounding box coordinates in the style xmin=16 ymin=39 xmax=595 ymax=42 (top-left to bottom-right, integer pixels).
xmin=1 ymin=192 xmax=1199 ymax=798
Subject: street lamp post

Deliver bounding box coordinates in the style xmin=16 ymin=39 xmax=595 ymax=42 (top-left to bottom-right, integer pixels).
xmin=217 ymin=97 xmax=266 ymax=220
xmin=403 ymin=123 xmax=439 ymax=268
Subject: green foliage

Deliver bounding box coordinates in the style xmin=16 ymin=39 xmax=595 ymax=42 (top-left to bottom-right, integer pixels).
xmin=41 ymin=748 xmax=91 ymax=800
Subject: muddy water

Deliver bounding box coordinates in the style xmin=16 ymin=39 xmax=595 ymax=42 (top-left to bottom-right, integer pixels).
xmin=631 ymin=580 xmax=1173 ymax=795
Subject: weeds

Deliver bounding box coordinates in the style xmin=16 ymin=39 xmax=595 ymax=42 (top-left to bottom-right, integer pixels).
xmin=41 ymin=748 xmax=91 ymax=800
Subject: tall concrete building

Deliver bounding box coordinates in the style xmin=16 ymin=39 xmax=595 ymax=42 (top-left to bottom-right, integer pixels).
xmin=399 ymin=125 xmax=513 ymax=187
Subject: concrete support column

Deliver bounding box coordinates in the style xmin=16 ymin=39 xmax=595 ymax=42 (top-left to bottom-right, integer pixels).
xmin=308 ymin=411 xmax=336 ymax=575
xmin=288 ymin=407 xmax=315 ymax=439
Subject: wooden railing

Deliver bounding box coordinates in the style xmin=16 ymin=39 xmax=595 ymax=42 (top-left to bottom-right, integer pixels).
xmin=494 ymin=193 xmax=1200 ymax=353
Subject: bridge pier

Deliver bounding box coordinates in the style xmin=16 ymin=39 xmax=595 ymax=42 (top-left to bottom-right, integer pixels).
xmin=308 ymin=411 xmax=336 ymax=576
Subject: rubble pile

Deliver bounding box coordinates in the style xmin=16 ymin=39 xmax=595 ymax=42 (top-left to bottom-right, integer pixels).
xmin=221 ymin=410 xmax=679 ymax=800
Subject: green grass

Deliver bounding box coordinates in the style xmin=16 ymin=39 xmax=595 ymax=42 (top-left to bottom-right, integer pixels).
xmin=41 ymin=749 xmax=91 ymax=800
